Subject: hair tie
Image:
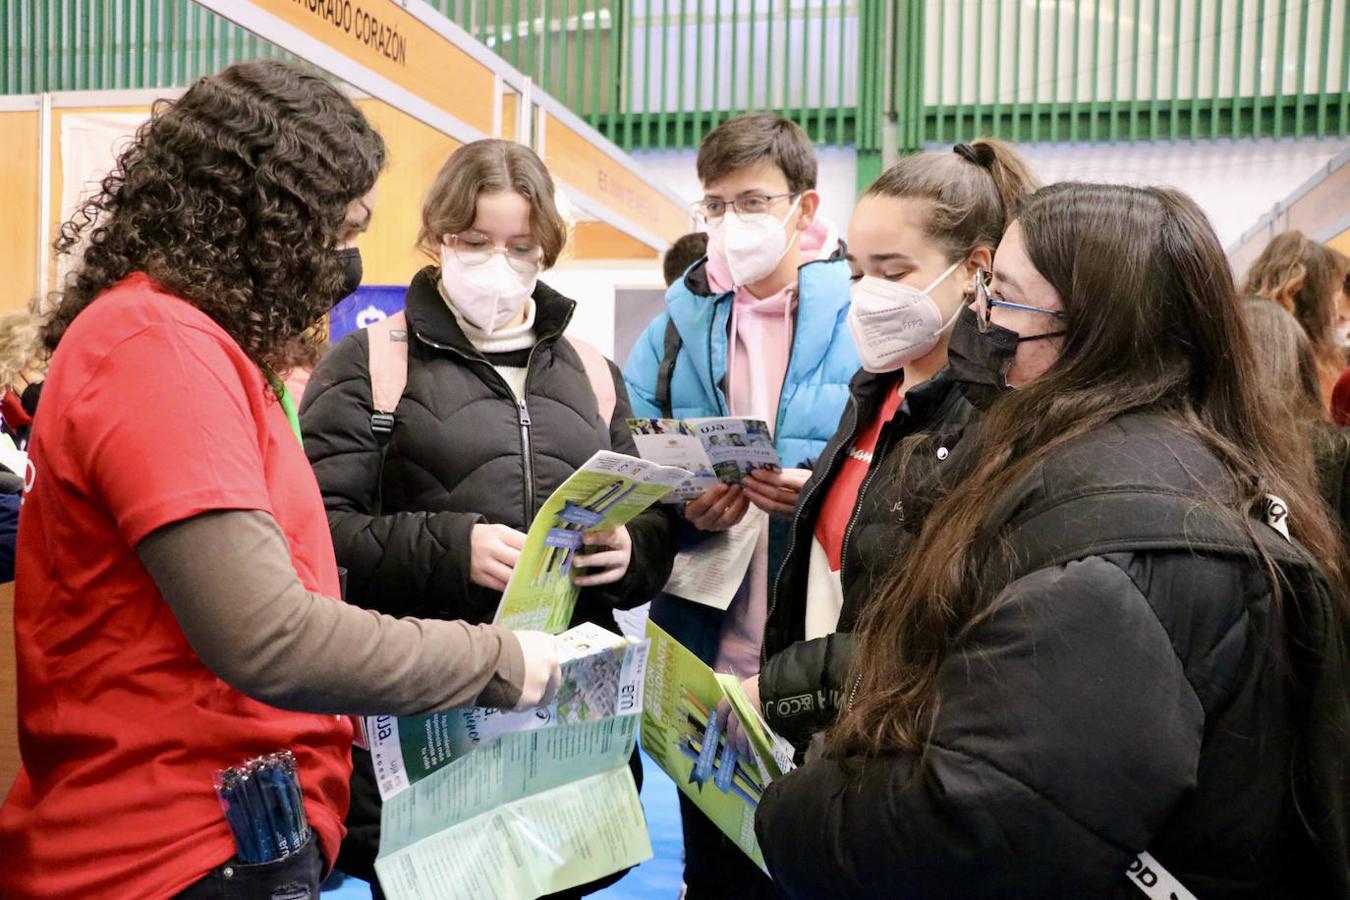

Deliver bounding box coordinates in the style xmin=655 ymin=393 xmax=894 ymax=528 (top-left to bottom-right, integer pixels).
xmin=953 ymin=143 xmax=983 ymax=166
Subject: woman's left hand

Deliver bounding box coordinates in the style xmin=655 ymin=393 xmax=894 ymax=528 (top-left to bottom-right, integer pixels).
xmin=572 ymin=526 xmax=633 ymax=587
xmin=743 ymin=468 xmax=811 ymax=519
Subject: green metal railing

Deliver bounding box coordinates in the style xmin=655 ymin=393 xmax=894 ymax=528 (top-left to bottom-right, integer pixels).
xmin=0 ymin=1 xmax=287 ymax=93
xmin=3 ymin=0 xmax=1347 ymax=163
xmin=910 ymin=0 xmax=1350 ymax=153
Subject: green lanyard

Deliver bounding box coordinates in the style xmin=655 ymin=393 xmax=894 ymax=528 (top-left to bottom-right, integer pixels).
xmin=265 ymin=370 xmax=304 ymax=446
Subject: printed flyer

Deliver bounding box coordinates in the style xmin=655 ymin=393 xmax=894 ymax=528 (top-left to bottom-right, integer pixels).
xmin=494 ymin=451 xmax=690 ymax=633
xmin=365 ymin=623 xmax=648 ymax=800
xmin=371 ymin=623 xmax=653 ymax=900
xmin=628 ymin=417 xmax=781 ymax=500
xmin=661 ymin=507 xmax=767 ymax=610
xmin=375 ymin=717 xmax=648 ymax=900
xmin=640 ymin=621 xmax=794 ymax=870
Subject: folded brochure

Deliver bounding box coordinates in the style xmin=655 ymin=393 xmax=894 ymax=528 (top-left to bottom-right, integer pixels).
xmin=640 ymin=620 xmax=795 ymax=871
xmin=628 ymin=417 xmax=781 ymax=500
xmin=493 ymin=451 xmax=691 ymax=634
xmin=371 ymin=623 xmax=651 ymax=900
xmin=365 ymin=622 xmax=648 ymax=800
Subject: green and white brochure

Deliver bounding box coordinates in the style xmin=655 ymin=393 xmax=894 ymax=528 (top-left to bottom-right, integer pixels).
xmin=493 ymin=451 xmax=690 ymax=633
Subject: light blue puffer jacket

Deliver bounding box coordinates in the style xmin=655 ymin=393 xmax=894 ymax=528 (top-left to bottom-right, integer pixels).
xmin=622 ymin=243 xmax=859 ymax=664
xmin=623 ymin=250 xmax=858 ymax=470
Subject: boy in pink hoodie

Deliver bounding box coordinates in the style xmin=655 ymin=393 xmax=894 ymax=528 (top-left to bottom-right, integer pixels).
xmin=623 ymin=112 xmax=859 ymax=898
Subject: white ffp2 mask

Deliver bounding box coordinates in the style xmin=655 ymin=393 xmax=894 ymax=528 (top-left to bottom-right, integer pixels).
xmin=706 ymin=197 xmax=803 ymax=287
xmin=846 ymin=261 xmax=964 ymax=373
xmin=439 ymin=246 xmax=537 ymax=334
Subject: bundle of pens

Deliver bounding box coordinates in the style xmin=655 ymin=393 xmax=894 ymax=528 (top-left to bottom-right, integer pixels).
xmin=213 ymin=750 xmax=311 ymax=863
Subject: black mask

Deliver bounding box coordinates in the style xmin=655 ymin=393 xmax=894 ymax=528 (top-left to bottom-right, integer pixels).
xmin=19 ymin=381 xmax=41 ymax=417
xmin=947 ymin=305 xmax=1066 ymax=406
xmin=334 ymin=247 xmax=363 ymax=301
xmin=946 ymin=305 xmax=1019 ymax=406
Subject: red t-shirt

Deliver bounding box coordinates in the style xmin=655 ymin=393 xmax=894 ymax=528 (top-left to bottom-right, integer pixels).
xmin=0 ymin=274 xmax=351 ymax=899
xmin=814 ymin=381 xmax=907 ymax=570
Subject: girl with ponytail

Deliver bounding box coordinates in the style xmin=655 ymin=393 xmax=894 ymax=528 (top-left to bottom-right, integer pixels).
xmin=739 ymin=140 xmax=1041 ymax=752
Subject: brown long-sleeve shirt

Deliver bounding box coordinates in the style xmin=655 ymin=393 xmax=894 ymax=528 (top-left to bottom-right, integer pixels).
xmin=137 ymin=509 xmax=524 ymax=714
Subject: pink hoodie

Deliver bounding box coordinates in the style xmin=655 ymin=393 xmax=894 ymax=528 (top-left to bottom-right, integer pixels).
xmin=709 ymin=215 xmax=841 ymax=679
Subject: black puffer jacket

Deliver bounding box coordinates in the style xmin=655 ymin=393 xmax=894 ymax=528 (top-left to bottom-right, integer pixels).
xmin=758 ymin=368 xmax=980 ymax=745
xmin=755 ymin=414 xmax=1348 ymax=899
xmin=300 ymin=266 xmax=675 ymax=626
xmin=300 ymin=268 xmax=675 ymax=888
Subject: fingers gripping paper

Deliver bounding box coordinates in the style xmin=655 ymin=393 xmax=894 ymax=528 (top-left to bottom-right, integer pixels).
xmin=369 ymin=625 xmax=653 ymax=900
xmin=493 ymin=451 xmax=690 ymax=634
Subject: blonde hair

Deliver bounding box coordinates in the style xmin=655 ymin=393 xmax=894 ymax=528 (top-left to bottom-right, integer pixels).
xmin=0 ymin=311 xmax=45 ymax=389
xmin=417 ymin=140 xmax=568 ymax=268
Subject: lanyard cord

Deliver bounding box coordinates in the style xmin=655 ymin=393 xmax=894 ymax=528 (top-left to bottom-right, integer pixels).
xmin=264 ymin=370 xmax=304 ymax=446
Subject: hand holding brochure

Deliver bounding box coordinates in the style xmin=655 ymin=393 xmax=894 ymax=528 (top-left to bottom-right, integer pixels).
xmin=365 ymin=623 xmax=648 ymax=800
xmin=628 ymin=417 xmax=781 ymax=500
xmin=371 ymin=623 xmax=652 ymax=900
xmin=493 ymin=451 xmax=690 ymax=633
xmin=640 ymin=621 xmax=796 ymax=870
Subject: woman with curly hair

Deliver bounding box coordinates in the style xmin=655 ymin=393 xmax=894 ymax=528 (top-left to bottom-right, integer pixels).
xmin=0 ymin=60 xmax=561 ymax=900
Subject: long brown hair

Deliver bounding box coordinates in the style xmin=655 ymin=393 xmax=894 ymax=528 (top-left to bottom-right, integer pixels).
xmin=44 ymin=60 xmax=386 ymax=371
xmin=831 ymin=182 xmax=1346 ymax=756
xmin=1241 ymin=298 xmax=1325 ymax=424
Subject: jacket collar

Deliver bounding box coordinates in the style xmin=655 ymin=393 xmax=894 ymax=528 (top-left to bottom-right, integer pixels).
xmin=403 ymin=265 xmax=576 ymax=355
xmin=667 ymin=244 xmax=853 ymax=395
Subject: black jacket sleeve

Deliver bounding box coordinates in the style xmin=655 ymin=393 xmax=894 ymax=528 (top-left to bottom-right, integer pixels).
xmin=755 ymin=556 xmax=1209 ymax=898
xmin=759 ymin=633 xmax=855 ymax=748
xmin=300 ymin=333 xmax=483 ymax=618
xmin=577 ymin=360 xmax=677 ymax=616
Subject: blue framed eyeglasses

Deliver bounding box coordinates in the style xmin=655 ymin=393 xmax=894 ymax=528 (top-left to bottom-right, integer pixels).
xmin=973 ymin=268 xmax=1067 ymax=333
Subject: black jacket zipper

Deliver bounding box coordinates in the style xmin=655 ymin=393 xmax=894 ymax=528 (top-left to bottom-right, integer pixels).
xmin=412 ymin=329 xmax=548 ymax=525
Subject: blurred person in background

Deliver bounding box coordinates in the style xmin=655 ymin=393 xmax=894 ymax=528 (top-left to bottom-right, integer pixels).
xmin=663 ymin=232 xmax=710 ymax=287
xmin=1241 ymin=298 xmax=1349 ymax=542
xmin=0 ymin=309 xmax=46 ymax=449
xmin=1241 ymin=230 xmax=1349 ymax=404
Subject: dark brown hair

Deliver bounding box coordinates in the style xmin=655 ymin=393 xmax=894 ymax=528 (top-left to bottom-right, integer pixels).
xmin=418 ymin=139 xmax=568 ymax=268
xmin=44 ymin=60 xmax=386 ymax=371
xmin=831 ymin=182 xmax=1346 ymax=757
xmin=1241 ymin=230 xmax=1349 ymax=372
xmin=663 ymin=232 xmax=709 ymax=286
xmin=865 ymin=139 xmax=1040 ymax=263
xmin=696 ymin=112 xmax=817 ymax=194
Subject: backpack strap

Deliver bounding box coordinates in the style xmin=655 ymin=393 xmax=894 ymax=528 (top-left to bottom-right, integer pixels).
xmin=366 ymin=310 xmax=409 ymax=444
xmin=655 ymin=317 xmax=681 ymax=419
xmin=996 ymin=487 xmax=1348 ymax=893
xmin=993 ymin=487 xmax=1311 ymax=587
xmin=564 ymin=335 xmax=618 ymax=427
